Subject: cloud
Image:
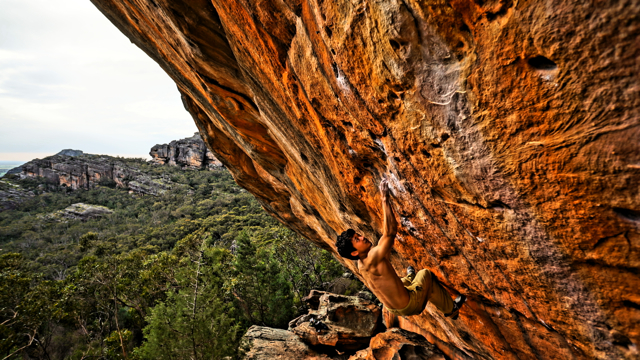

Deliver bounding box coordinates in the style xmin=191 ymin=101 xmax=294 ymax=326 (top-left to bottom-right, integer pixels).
xmin=0 ymin=0 xmax=198 ymax=160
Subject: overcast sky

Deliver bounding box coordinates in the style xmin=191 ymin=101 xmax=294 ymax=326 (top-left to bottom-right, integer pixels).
xmin=0 ymin=0 xmax=198 ymax=161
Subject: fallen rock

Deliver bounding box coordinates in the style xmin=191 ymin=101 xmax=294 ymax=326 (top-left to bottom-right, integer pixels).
xmin=150 ymin=132 xmax=223 ymax=170
xmin=290 ymin=291 xmax=382 ymax=351
xmin=301 ymin=289 xmax=328 ymax=311
xmin=349 ymin=328 xmax=446 ymax=360
xmin=243 ymin=325 xmax=333 ymax=360
xmin=56 ymin=203 xmax=113 ymax=221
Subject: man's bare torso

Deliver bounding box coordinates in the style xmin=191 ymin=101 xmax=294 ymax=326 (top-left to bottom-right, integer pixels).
xmin=357 ymin=255 xmax=410 ymax=310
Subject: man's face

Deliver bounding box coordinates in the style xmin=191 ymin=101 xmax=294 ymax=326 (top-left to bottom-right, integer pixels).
xmin=350 ymin=233 xmax=371 ymax=257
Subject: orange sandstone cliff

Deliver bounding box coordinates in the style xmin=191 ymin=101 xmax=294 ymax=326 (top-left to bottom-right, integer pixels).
xmin=90 ymin=0 xmax=639 ymax=358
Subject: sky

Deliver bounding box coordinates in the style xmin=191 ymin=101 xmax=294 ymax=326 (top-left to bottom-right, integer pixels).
xmin=0 ymin=0 xmax=199 ymax=161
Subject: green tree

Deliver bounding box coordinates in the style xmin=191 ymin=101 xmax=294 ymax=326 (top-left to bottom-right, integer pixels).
xmin=0 ymin=253 xmax=60 ymax=359
xmin=231 ymin=231 xmax=294 ymax=328
xmin=79 ymin=232 xmax=98 ymax=252
xmin=135 ymin=242 xmax=242 ymax=360
xmin=268 ymin=228 xmax=345 ymax=302
xmin=1 ymin=161 xmax=346 ymax=356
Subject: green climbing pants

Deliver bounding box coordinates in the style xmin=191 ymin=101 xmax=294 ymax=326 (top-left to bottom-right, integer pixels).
xmin=386 ymin=269 xmax=454 ymax=316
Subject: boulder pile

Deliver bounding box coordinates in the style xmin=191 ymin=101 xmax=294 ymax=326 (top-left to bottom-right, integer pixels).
xmin=244 ymin=290 xmax=450 ymax=359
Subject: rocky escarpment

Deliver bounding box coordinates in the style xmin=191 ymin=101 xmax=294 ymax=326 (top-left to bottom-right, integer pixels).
xmin=243 ymin=326 xmax=334 ymax=360
xmin=91 ymin=0 xmax=640 ymax=359
xmin=149 ymin=132 xmax=223 ymax=169
xmin=7 ymin=151 xmax=172 ymax=195
xmin=245 ymin=326 xmax=447 ymax=360
xmin=3 ymin=133 xmax=224 ymax=197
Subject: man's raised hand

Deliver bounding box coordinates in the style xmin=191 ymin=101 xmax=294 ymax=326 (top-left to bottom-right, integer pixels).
xmin=379 ymin=177 xmax=390 ymax=202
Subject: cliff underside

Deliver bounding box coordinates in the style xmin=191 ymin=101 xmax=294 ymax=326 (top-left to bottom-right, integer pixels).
xmin=90 ymin=0 xmax=639 ymax=358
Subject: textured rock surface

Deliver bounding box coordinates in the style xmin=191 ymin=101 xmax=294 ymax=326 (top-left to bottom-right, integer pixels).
xmin=289 ymin=291 xmax=382 ymax=351
xmin=349 ymin=328 xmax=446 ymax=360
xmin=149 ymin=132 xmax=223 ymax=169
xmin=243 ymin=325 xmax=333 ymax=360
xmin=56 ymin=149 xmax=85 ymax=157
xmin=90 ymin=0 xmax=640 ymax=358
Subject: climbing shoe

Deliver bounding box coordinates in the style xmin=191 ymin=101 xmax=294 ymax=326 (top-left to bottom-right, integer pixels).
xmin=407 ymin=266 xmax=416 ymax=277
xmin=445 ymin=295 xmax=466 ymax=320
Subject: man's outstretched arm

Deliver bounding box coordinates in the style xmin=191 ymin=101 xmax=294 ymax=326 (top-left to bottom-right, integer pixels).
xmin=370 ymin=178 xmax=398 ymax=261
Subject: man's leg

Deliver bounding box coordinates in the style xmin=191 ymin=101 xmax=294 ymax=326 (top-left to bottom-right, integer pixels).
xmin=407 ymin=269 xmax=433 ymax=314
xmin=410 ymin=270 xmax=454 ymax=314
xmin=427 ymin=275 xmax=455 ymax=315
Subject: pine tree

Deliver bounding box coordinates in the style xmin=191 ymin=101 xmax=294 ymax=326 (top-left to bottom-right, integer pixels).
xmin=135 ymin=245 xmax=242 ymax=360
xmin=231 ymin=231 xmax=294 ymax=328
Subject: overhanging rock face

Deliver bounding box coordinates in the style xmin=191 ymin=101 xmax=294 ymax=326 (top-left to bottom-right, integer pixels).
xmin=90 ymin=0 xmax=639 ymax=358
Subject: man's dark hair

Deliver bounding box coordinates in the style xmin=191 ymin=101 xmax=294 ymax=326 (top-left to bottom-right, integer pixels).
xmin=336 ymin=229 xmax=359 ymax=260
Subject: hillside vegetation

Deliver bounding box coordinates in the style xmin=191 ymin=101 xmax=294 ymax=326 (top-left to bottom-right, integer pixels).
xmin=0 ymin=158 xmax=350 ymax=359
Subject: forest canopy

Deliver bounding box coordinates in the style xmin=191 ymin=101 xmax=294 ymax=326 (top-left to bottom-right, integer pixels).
xmin=0 ymin=159 xmax=352 ymax=359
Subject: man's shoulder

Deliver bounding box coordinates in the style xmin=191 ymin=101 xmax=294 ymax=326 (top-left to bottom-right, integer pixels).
xmin=358 ymin=254 xmax=382 ymax=270
xmin=365 ymin=245 xmax=388 ymax=262
xmin=356 ymin=258 xmax=370 ymax=270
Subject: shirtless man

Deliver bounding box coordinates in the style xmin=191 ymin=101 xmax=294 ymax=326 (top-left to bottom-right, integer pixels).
xmin=335 ymin=178 xmax=465 ymax=319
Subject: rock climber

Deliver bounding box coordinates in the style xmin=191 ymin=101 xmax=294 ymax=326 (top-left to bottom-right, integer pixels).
xmin=335 ymin=178 xmax=465 ymax=319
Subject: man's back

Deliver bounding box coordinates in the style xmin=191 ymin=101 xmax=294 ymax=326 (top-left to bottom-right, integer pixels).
xmin=358 ymin=255 xmax=410 ymax=310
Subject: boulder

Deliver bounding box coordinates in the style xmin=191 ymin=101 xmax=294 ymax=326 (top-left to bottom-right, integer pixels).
xmin=302 ymin=289 xmax=329 ymax=311
xmin=243 ymin=325 xmax=333 ymax=360
xmin=55 ymin=203 xmax=113 ymax=221
xmin=290 ymin=291 xmax=382 ymax=351
xmin=349 ymin=328 xmax=446 ymax=360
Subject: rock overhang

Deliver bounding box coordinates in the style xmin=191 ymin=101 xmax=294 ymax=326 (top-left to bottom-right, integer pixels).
xmin=89 ymin=0 xmax=640 ymax=358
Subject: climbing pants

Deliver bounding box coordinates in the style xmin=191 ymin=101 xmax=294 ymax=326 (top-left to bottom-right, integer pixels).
xmin=386 ymin=269 xmax=454 ymax=317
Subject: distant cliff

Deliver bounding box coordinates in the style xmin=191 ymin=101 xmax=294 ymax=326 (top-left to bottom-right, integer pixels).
xmin=3 ymin=134 xmax=222 ymax=197
xmin=1 ymin=152 xmax=173 ymax=210
xmin=14 ymin=152 xmax=171 ymax=195
xmin=150 ymin=133 xmax=223 ymax=169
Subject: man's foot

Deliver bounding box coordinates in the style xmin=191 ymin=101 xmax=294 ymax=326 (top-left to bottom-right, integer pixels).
xmin=407 ymin=266 xmax=416 ymax=277
xmin=445 ymin=295 xmax=466 ymax=320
